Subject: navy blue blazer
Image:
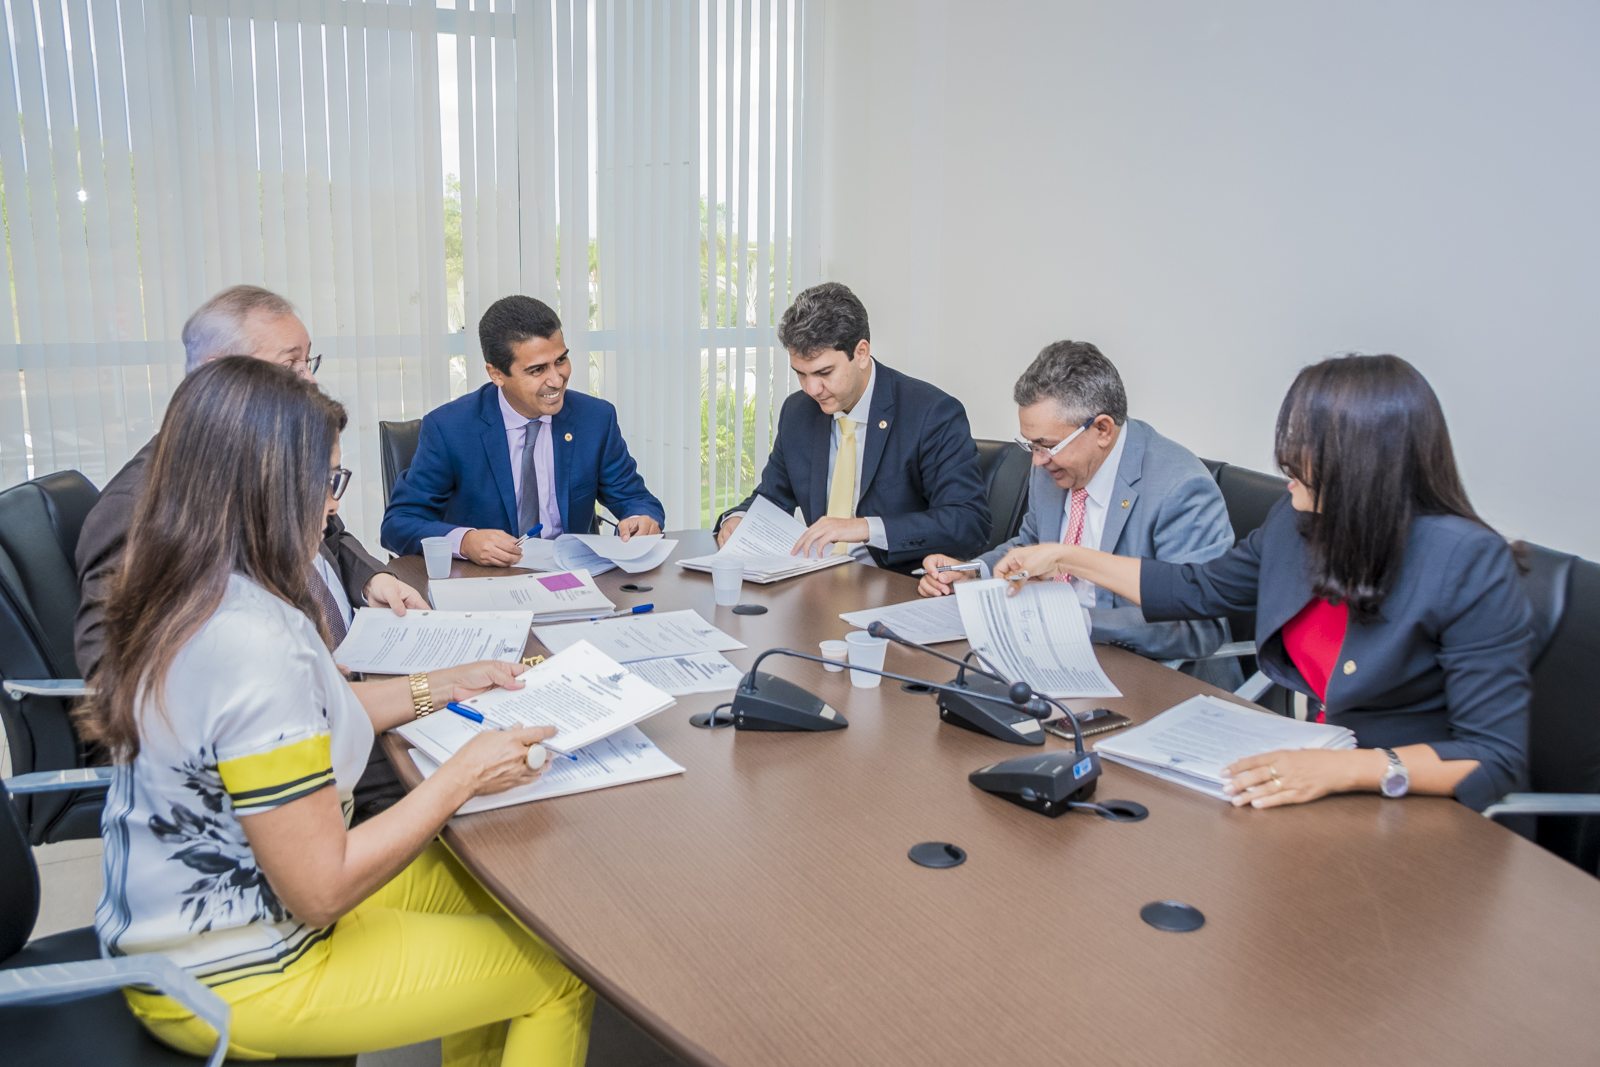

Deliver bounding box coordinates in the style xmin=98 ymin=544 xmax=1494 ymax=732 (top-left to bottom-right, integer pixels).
xmin=1141 ymin=495 xmax=1532 ymax=811
xmin=720 ymin=360 xmax=989 ymax=572
xmin=381 ymin=384 xmax=665 ymax=557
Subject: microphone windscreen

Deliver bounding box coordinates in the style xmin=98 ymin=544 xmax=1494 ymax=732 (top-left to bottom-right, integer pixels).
xmin=866 ymin=621 xmax=885 ymax=638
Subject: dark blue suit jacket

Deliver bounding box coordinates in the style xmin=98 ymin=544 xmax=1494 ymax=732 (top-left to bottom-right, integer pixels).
xmin=1141 ymin=495 xmax=1532 ymax=811
xmin=381 ymin=384 xmax=665 ymax=557
xmin=719 ymin=360 xmax=989 ymax=572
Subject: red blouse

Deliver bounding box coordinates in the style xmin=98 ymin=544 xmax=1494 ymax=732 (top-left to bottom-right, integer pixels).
xmin=1281 ymin=598 xmax=1349 ymax=719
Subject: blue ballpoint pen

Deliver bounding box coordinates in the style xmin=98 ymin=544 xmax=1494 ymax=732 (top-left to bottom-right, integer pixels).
xmin=515 ymin=524 xmax=544 ymax=546
xmin=586 ymin=604 xmax=654 ymax=621
xmin=447 ymin=701 xmax=577 ymax=758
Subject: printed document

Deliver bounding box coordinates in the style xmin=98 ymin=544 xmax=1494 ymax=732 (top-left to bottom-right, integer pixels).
xmin=626 ymin=651 xmax=746 ymax=695
xmin=427 ymin=570 xmax=614 ymax=621
xmin=1093 ymin=695 xmax=1357 ymax=799
xmin=332 ymin=608 xmax=531 ymax=673
xmin=519 ymin=533 xmax=678 ymax=576
xmin=396 ymin=640 xmax=675 ymax=756
xmin=533 ymin=609 xmax=745 ymax=662
xmin=678 ymin=495 xmax=854 ymax=582
xmin=954 ymin=579 xmax=1122 ymax=699
xmin=839 ymin=596 xmax=966 ymax=645
xmin=409 ymin=726 xmax=684 ymax=814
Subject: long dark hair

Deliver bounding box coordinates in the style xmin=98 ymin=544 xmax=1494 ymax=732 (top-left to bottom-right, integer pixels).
xmin=77 ymin=357 xmax=347 ymax=759
xmin=1275 ymin=354 xmax=1490 ymax=622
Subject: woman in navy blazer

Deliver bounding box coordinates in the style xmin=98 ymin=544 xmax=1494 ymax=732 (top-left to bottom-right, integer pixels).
xmin=994 ymin=355 xmax=1531 ymax=812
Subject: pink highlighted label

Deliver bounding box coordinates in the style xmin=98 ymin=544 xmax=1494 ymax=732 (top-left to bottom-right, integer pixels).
xmin=538 ymin=572 xmax=584 ymax=592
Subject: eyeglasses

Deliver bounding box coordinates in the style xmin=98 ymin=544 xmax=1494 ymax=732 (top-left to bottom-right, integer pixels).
xmin=328 ymin=467 xmax=352 ymax=500
xmin=1014 ymin=415 xmax=1100 ymax=458
xmin=287 ymin=353 xmax=323 ymax=376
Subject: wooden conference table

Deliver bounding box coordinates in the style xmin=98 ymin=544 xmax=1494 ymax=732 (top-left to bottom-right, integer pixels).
xmin=382 ymin=532 xmax=1600 ymax=1067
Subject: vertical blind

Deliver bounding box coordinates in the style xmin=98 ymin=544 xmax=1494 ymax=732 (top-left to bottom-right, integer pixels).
xmin=1 ymin=0 xmax=821 ymax=544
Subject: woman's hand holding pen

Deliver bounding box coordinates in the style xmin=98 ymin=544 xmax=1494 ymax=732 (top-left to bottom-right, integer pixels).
xmin=992 ymin=543 xmax=1076 ymax=594
xmin=443 ymin=725 xmax=558 ymax=797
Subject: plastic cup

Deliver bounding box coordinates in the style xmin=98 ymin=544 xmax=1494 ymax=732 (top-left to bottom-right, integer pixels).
xmin=819 ymin=639 xmax=849 ymax=672
xmin=845 ymin=630 xmax=888 ymax=688
xmin=710 ymin=556 xmax=745 ymax=606
xmin=421 ymin=536 xmax=454 ymax=580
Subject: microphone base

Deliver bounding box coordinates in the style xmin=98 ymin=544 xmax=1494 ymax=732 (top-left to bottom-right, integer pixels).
xmin=732 ymin=672 xmax=849 ymax=732
xmin=969 ymin=751 xmax=1103 ymax=817
xmin=937 ymin=674 xmax=1047 ymax=746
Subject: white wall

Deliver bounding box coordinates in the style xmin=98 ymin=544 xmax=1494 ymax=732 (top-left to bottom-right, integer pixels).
xmin=819 ymin=0 xmax=1600 ymax=555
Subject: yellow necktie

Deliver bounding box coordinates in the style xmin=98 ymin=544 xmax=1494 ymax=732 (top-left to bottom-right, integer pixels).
xmin=826 ymin=417 xmax=857 ymax=555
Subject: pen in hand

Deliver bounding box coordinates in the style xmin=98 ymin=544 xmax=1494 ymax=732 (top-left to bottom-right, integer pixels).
xmin=910 ymin=562 xmax=982 ymax=576
xmin=446 ymin=702 xmax=578 ymax=759
xmin=515 ymin=524 xmax=544 ymax=546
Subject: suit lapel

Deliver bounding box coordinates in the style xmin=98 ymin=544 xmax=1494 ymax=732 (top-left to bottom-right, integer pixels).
xmin=1097 ymin=421 xmax=1147 ymax=556
xmin=856 ymin=363 xmax=894 ymax=503
xmin=480 ymin=389 xmax=518 ymax=530
xmin=808 ymin=405 xmax=832 ymax=524
xmin=1031 ymin=470 xmax=1068 ymax=543
xmin=552 ymin=406 xmax=574 ymax=533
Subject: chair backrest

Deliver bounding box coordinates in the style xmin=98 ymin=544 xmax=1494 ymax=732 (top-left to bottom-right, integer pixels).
xmin=0 ymin=472 xmax=99 ymax=679
xmin=1207 ymin=463 xmax=1289 ymax=648
xmin=1526 ymin=550 xmax=1600 ymax=875
xmin=974 ymin=439 xmax=1031 ymax=553
xmin=1198 ymin=456 xmax=1226 ymax=481
xmin=0 ymin=776 xmax=42 ymax=962
xmin=379 ymin=419 xmax=423 ymax=508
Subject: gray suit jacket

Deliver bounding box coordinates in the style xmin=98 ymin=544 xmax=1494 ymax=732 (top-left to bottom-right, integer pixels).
xmin=978 ymin=419 xmax=1239 ymax=688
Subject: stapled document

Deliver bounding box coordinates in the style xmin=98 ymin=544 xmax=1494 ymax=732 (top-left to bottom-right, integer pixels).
xmin=332 ymin=608 xmax=531 ymax=673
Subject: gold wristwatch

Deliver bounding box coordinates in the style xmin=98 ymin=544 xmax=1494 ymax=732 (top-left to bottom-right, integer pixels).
xmin=409 ymin=672 xmax=436 ymax=718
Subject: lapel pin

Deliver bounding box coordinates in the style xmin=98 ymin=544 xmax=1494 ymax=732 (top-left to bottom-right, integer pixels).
xmin=1121 ymin=499 xmax=1130 ymax=509
xmin=564 ymin=432 xmax=573 ymax=442
xmin=1343 ymin=660 xmax=1357 ymax=675
xmin=878 ymin=420 xmax=888 ymax=429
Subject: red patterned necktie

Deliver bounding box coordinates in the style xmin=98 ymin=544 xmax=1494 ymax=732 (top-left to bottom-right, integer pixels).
xmin=309 ymin=567 xmax=348 ymax=648
xmin=1055 ymin=487 xmax=1089 ymax=583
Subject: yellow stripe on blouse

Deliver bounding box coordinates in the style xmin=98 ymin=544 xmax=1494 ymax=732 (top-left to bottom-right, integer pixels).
xmin=217 ymin=733 xmax=334 ymax=814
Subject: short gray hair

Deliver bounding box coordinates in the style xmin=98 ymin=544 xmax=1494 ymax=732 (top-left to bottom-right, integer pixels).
xmin=181 ymin=285 xmax=297 ymax=373
xmin=1012 ymin=340 xmax=1128 ymax=425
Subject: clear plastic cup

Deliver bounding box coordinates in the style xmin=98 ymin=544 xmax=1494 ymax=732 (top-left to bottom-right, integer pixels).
xmin=845 ymin=630 xmax=888 ymax=688
xmin=421 ymin=536 xmax=454 ymax=580
xmin=710 ymin=556 xmax=745 ymax=606
xmin=819 ymin=639 xmax=849 ymax=672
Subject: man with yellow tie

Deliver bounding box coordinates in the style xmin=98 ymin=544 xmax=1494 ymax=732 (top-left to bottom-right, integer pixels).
xmin=714 ymin=282 xmax=989 ymax=572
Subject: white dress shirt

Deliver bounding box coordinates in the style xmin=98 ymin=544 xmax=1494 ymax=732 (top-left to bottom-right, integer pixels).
xmin=826 ymin=360 xmax=888 ymax=556
xmin=312 ymin=553 xmax=356 ymax=625
xmin=1064 ymin=421 xmax=1130 ymax=607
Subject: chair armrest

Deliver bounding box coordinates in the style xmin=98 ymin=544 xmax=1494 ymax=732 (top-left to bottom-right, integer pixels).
xmin=3 ymin=680 xmax=92 ymax=699
xmin=1200 ymin=641 xmax=1257 ymax=662
xmin=1234 ymin=671 xmax=1274 ymax=703
xmin=3 ymin=767 xmax=115 ymax=794
xmin=0 ymin=955 xmax=231 ymax=1067
xmin=1482 ymin=794 xmax=1600 ymax=820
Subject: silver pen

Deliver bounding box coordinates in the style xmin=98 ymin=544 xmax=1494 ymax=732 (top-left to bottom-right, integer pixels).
xmin=910 ymin=562 xmax=983 ymax=576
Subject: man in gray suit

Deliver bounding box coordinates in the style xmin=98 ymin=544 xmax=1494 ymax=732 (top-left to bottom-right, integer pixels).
xmin=919 ymin=340 xmax=1240 ymax=689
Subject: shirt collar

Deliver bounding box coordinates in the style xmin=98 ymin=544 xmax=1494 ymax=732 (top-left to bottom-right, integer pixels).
xmin=1083 ymin=420 xmax=1128 ymax=507
xmin=497 ymin=387 xmax=548 ymax=430
xmin=836 ymin=360 xmax=878 ymax=424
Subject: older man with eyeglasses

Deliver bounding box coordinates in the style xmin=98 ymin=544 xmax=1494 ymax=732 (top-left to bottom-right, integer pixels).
xmin=74 ymin=286 xmax=426 ymax=820
xmin=918 ymin=340 xmax=1241 ymax=689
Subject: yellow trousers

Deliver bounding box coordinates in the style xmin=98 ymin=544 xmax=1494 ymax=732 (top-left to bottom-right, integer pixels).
xmin=128 ymin=842 xmax=593 ymax=1066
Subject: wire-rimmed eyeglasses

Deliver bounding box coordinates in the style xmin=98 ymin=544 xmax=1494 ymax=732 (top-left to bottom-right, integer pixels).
xmin=1014 ymin=415 xmax=1100 ymax=458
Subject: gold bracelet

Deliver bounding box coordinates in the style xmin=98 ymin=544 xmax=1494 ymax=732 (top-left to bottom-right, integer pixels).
xmin=409 ymin=672 xmax=435 ymax=718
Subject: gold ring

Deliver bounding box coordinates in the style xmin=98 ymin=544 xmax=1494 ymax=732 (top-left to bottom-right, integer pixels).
xmin=1273 ymin=776 xmax=1284 ymax=791
xmin=1268 ymin=766 xmax=1279 ymax=778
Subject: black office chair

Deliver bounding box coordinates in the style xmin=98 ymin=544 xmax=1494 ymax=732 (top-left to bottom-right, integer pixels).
xmin=378 ymin=419 xmax=422 ymax=509
xmin=1483 ymin=546 xmax=1600 ymax=876
xmin=0 ymin=771 xmax=353 ymax=1066
xmin=0 ymin=471 xmax=103 ymax=843
xmin=973 ymin=438 xmax=1031 ymax=553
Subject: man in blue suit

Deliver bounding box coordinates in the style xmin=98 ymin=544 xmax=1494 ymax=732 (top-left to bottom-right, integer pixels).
xmin=382 ymin=295 xmax=664 ymax=564
xmin=714 ymin=282 xmax=989 ymax=573
xmin=918 ymin=340 xmax=1241 ymax=688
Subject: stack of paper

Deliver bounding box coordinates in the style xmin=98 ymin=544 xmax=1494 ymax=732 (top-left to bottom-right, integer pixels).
xmin=396 ymin=640 xmax=676 ymax=756
xmin=519 ymin=533 xmax=678 ymax=576
xmin=1093 ymin=695 xmax=1357 ymax=799
xmin=678 ymin=495 xmax=854 ymax=583
xmin=954 ymin=579 xmax=1122 ymax=699
xmin=409 ymin=726 xmax=685 ymax=814
xmin=534 ymin=610 xmax=747 ymax=696
xmin=427 ymin=570 xmax=615 ymax=622
xmin=839 ymin=596 xmax=966 ymax=645
xmin=333 ymin=609 xmax=531 ymax=673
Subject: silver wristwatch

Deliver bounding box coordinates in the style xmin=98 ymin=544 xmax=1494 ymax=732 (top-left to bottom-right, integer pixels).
xmin=1378 ymin=748 xmax=1410 ymax=798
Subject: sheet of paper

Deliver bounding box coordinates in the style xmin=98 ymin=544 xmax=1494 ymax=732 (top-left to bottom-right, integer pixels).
xmin=533 ymin=609 xmax=746 ymax=662
xmin=395 ymin=640 xmax=675 ymax=755
xmin=427 ymin=570 xmax=614 ymax=618
xmin=954 ymin=579 xmax=1122 ymax=699
xmin=519 ymin=533 xmax=678 ymax=575
xmin=676 ymin=495 xmax=857 ymax=582
xmin=839 ymin=596 xmax=966 ymax=645
xmin=332 ymin=608 xmax=531 ymax=673
xmin=409 ymin=726 xmax=685 ymax=814
xmin=1092 ymin=695 xmax=1356 ymax=797
xmin=625 ymin=651 xmax=746 ymax=695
